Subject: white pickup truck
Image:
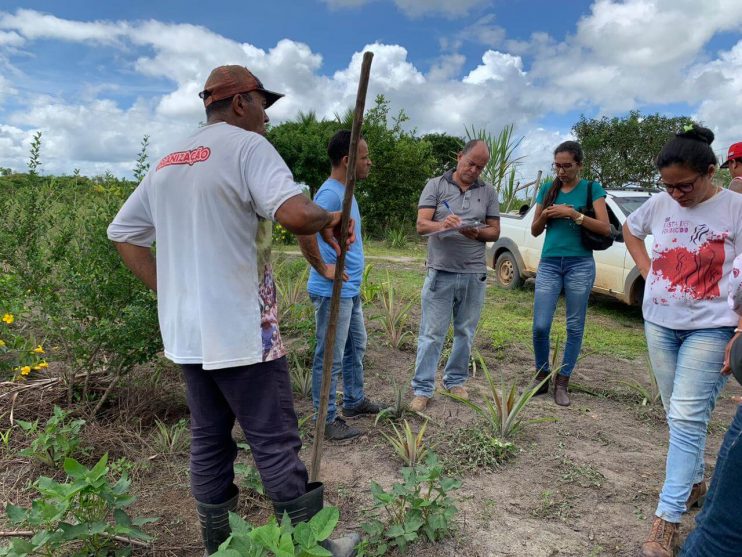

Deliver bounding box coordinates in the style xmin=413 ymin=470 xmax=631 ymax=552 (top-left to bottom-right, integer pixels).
xmin=486 ymin=190 xmax=654 ymax=305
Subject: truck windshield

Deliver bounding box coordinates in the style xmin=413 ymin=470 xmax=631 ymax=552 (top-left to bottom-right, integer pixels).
xmin=612 ymin=196 xmax=649 ymax=216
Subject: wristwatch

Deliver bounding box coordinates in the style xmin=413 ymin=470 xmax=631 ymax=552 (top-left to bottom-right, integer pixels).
xmin=573 ymin=212 xmax=585 ymax=225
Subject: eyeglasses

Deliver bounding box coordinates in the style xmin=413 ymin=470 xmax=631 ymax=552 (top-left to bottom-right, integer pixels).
xmin=551 ymin=162 xmax=576 ymax=171
xmin=658 ymin=173 xmax=704 ymax=194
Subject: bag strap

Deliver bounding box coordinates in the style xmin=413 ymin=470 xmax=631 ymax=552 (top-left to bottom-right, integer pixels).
xmin=585 ymin=181 xmax=594 ymax=211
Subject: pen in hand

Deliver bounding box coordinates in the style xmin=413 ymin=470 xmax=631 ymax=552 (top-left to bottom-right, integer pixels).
xmin=440 ymin=200 xmax=461 ymax=230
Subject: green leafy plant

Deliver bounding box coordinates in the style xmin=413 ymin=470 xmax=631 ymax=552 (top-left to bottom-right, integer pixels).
xmin=374 ymin=381 xmax=410 ymax=424
xmin=2 ymin=453 xmax=157 ymax=557
xmin=0 ymin=178 xmax=162 ymax=411
xmin=132 ymin=135 xmax=150 ymax=182
xmin=616 ymin=356 xmax=660 ymax=406
xmin=0 ymin=426 xmax=11 ymax=453
xmin=289 ymin=353 xmax=312 ymax=399
xmin=150 ymin=417 xmax=190 ymax=455
xmin=439 ymin=424 xmax=516 ymax=474
xmin=212 ymin=507 xmax=340 ymax=557
xmin=0 ymin=273 xmax=47 ymax=381
xmin=442 ymin=359 xmax=555 ymax=440
xmin=360 ymin=264 xmax=381 ymax=305
xmin=465 ymin=123 xmax=524 ymax=193
xmin=27 ymin=131 xmax=42 ymax=175
xmin=380 ymin=419 xmax=429 ymax=467
xmin=17 ymin=405 xmax=87 ymax=468
xmin=371 ymin=272 xmax=414 ymax=350
xmin=356 ymin=452 xmax=460 ymax=556
xmin=275 ymin=263 xmax=309 ymax=323
xmin=384 ymin=226 xmax=408 ymax=249
xmin=235 ymin=463 xmax=265 ymax=497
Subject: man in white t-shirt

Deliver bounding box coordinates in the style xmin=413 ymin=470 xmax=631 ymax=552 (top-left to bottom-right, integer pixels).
xmin=720 ymin=141 xmax=742 ymax=193
xmin=108 ymin=65 xmax=357 ymax=556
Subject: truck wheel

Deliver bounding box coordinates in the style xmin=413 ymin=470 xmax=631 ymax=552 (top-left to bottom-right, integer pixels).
xmin=494 ymin=251 xmax=523 ymax=290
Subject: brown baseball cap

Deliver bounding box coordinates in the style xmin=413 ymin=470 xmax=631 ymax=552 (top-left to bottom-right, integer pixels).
xmin=198 ymin=65 xmax=284 ymax=108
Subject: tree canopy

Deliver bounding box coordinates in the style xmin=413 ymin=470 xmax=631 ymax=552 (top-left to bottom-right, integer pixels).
xmin=572 ymin=111 xmax=693 ymax=189
xmin=268 ymin=96 xmax=453 ymax=237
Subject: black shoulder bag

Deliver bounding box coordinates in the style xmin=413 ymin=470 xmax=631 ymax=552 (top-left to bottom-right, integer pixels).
xmin=580 ymin=181 xmax=614 ymax=251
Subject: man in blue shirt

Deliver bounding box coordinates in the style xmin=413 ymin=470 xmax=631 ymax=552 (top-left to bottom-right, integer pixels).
xmin=298 ymin=130 xmax=381 ymax=440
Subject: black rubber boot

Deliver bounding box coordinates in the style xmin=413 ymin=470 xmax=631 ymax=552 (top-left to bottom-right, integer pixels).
xmin=273 ymin=482 xmax=360 ymax=557
xmin=195 ymin=491 xmax=239 ymax=556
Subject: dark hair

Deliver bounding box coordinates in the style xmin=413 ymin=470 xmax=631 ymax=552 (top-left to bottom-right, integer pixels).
xmin=461 ymin=139 xmax=488 ymax=156
xmin=204 ymin=92 xmax=254 ymax=118
xmin=656 ymin=124 xmax=717 ymax=173
xmin=327 ymin=130 xmax=365 ymax=167
xmin=543 ymin=141 xmax=584 ymax=207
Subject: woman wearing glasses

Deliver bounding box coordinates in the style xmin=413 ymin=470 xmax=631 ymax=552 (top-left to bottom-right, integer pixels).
xmin=529 ymin=141 xmax=611 ymax=406
xmin=623 ymin=125 xmax=742 ymax=557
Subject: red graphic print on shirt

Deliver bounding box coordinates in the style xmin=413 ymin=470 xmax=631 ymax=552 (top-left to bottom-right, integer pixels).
xmin=651 ymin=224 xmax=727 ymax=301
xmin=156 ymin=146 xmax=211 ymax=171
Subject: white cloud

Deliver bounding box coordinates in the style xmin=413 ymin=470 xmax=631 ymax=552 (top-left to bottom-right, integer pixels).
xmin=0 ymin=3 xmax=741 ymax=182
xmin=321 ymin=0 xmax=487 ymax=18
xmin=0 ymin=8 xmax=126 ymax=44
xmin=526 ymin=0 xmax=742 ymax=111
xmin=458 ymin=14 xmax=506 ymax=48
xmin=463 ymin=50 xmax=525 ymax=84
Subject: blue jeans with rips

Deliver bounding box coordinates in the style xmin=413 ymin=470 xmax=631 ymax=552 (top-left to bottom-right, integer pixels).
xmin=644 ymin=320 xmax=732 ymax=523
xmin=681 ymin=404 xmax=742 ymax=556
xmin=532 ymin=256 xmax=595 ymax=378
xmin=411 ymin=269 xmax=487 ymax=398
xmin=310 ymin=295 xmax=367 ymax=424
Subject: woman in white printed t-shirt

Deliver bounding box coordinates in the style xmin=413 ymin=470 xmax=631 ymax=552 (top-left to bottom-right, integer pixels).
xmin=623 ymin=125 xmax=742 ymax=557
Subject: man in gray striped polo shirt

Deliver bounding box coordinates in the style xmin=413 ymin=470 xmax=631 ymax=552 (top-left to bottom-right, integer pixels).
xmin=410 ymin=139 xmax=501 ymax=412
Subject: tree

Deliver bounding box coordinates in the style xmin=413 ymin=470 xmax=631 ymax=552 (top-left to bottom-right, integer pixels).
xmin=421 ymin=133 xmax=464 ymax=177
xmin=268 ymin=97 xmax=437 ymax=237
xmin=356 ymin=95 xmax=436 ymax=236
xmin=133 ymin=135 xmax=150 ymax=182
xmin=572 ymin=111 xmax=693 ymax=189
xmin=267 ymin=112 xmax=341 ymax=198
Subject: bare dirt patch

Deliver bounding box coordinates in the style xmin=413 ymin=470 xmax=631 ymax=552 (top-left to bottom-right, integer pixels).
xmin=2 ymin=287 xmax=740 ymax=557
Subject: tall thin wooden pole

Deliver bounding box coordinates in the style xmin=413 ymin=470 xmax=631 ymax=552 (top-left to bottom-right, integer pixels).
xmin=309 ymin=51 xmax=373 ymax=482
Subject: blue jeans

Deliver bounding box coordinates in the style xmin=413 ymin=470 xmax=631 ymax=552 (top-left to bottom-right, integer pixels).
xmin=681 ymin=405 xmax=742 ymax=556
xmin=532 ymin=256 xmax=595 ymax=378
xmin=644 ymin=321 xmax=732 ymax=523
xmin=310 ymin=295 xmax=367 ymax=424
xmin=411 ymin=269 xmax=487 ymax=398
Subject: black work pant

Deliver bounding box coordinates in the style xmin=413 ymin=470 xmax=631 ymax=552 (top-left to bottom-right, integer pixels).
xmin=181 ymin=356 xmax=308 ymax=505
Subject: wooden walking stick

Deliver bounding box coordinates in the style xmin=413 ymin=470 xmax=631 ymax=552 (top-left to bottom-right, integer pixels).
xmin=309 ymin=51 xmax=373 ymax=482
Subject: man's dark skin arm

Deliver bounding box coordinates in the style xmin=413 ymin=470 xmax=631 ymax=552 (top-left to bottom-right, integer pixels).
xmin=275 ymin=193 xmax=354 ymax=255
xmin=114 ymin=243 xmax=157 ymax=291
xmin=297 ymin=235 xmax=349 ymax=281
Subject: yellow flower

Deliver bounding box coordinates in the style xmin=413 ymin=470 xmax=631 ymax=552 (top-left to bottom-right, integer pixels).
xmin=33 ymin=345 xmax=45 ymax=354
xmin=38 ymin=361 xmax=48 ymax=369
xmin=0 ymin=339 xmax=5 ymax=348
xmin=20 ymin=366 xmax=31 ymax=376
xmin=2 ymin=313 xmax=14 ymax=324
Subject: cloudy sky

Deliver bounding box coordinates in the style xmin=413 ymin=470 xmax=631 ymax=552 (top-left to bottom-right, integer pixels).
xmin=1 ymin=0 xmax=741 ymax=184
